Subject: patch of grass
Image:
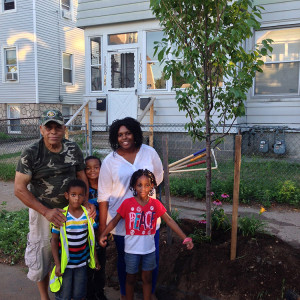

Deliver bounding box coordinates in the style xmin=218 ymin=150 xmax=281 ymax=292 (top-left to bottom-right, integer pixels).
xmin=0 ymin=152 xmax=21 ymax=160
xmin=0 ymin=163 xmax=16 ymax=181
xmin=0 ymin=203 xmax=29 ymax=264
xmin=0 ymin=132 xmax=10 ymax=141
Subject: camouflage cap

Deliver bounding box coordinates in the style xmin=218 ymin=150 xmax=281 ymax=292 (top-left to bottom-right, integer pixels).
xmin=40 ymin=109 xmax=64 ymax=126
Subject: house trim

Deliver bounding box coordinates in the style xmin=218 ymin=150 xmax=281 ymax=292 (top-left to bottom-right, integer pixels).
xmin=33 ymin=0 xmax=38 ymax=103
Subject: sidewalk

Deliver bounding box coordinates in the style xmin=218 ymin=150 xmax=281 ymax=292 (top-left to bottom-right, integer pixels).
xmin=0 ymin=180 xmax=299 ymax=299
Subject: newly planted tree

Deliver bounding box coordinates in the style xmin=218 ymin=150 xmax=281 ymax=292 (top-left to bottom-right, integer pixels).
xmin=150 ymin=0 xmax=272 ymax=236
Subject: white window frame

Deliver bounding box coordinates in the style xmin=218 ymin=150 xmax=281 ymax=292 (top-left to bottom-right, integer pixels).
xmin=2 ymin=46 xmax=19 ymax=83
xmin=1 ymin=0 xmax=16 ymax=13
xmin=62 ymin=52 xmax=74 ymax=85
xmin=253 ymin=27 xmax=300 ymax=98
xmin=89 ymin=36 xmax=103 ymax=92
xmin=60 ymin=0 xmax=72 ymax=19
xmin=7 ymin=104 xmax=21 ymax=134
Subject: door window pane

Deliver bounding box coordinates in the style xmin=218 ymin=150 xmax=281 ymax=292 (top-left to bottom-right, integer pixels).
xmin=111 ymin=53 xmax=135 ymax=88
xmin=108 ymin=32 xmax=137 ymax=45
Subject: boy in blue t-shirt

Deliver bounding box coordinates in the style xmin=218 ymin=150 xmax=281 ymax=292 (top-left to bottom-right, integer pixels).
xmin=85 ymin=156 xmax=107 ymax=300
xmin=50 ymin=179 xmax=100 ymax=299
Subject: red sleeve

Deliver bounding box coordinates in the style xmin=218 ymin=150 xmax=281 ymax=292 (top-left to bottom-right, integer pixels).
xmin=153 ymin=199 xmax=167 ymax=218
xmin=117 ymin=198 xmax=129 ymax=218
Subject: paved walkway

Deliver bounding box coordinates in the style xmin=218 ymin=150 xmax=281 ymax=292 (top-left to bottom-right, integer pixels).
xmin=0 ymin=180 xmax=299 ymax=299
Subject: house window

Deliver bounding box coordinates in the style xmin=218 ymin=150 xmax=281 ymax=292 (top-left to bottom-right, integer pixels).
xmin=62 ymin=105 xmax=70 ymax=124
xmin=7 ymin=105 xmax=21 ymax=133
xmin=3 ymin=0 xmax=15 ymax=11
xmin=4 ymin=47 xmax=18 ymax=82
xmin=90 ymin=37 xmax=102 ymax=91
xmin=62 ymin=53 xmax=73 ymax=84
xmin=146 ymin=31 xmax=166 ymax=90
xmin=255 ymin=27 xmax=300 ymax=95
xmin=61 ymin=0 xmax=71 ymax=18
xmin=108 ymin=32 xmax=138 ymax=45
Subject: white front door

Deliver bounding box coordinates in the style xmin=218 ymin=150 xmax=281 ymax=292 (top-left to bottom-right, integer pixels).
xmin=107 ymin=49 xmax=138 ymax=124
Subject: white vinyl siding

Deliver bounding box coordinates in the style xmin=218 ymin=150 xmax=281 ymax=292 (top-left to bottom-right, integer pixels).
xmin=77 ymin=0 xmax=154 ymax=28
xmin=35 ymin=0 xmax=85 ymax=104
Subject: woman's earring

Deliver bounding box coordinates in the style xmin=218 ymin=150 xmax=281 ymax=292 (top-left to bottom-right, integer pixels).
xmin=133 ymin=189 xmax=137 ymax=196
xmin=149 ymin=189 xmax=154 ymax=196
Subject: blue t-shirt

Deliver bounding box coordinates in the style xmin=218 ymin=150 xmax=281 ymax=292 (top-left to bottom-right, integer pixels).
xmin=88 ymin=187 xmax=99 ymax=230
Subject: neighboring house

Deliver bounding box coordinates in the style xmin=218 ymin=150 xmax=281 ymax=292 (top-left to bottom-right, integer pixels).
xmin=77 ymin=0 xmax=300 ymax=130
xmin=0 ymin=0 xmax=85 ymax=133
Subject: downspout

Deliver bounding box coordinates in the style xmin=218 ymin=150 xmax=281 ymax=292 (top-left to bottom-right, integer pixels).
xmin=33 ymin=0 xmax=39 ymax=105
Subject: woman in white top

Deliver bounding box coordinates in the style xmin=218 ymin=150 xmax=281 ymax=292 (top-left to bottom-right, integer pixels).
xmin=98 ymin=117 xmax=163 ymax=300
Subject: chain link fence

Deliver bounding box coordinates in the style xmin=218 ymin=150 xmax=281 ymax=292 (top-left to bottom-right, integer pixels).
xmin=1 ymin=118 xmax=299 ymax=206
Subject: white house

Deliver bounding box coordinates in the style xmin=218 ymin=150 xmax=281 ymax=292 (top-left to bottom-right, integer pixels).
xmin=76 ymin=0 xmax=189 ymax=126
xmin=0 ymin=0 xmax=85 ymax=133
xmin=77 ymin=0 xmax=300 ymax=131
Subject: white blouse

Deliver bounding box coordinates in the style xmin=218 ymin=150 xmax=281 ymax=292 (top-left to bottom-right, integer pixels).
xmin=98 ymin=144 xmax=164 ymax=235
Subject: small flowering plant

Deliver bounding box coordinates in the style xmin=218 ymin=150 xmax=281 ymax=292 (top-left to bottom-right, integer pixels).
xmin=238 ymin=207 xmax=267 ymax=237
xmin=199 ymin=192 xmax=231 ymax=231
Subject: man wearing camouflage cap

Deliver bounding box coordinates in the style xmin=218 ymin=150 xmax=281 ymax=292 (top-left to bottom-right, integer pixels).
xmin=14 ymin=109 xmax=95 ymax=300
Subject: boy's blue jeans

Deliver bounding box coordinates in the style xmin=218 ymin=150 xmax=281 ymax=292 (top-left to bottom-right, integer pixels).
xmin=55 ymin=265 xmax=87 ymax=300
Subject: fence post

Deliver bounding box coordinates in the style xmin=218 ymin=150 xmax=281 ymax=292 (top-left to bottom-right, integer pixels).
xmin=162 ymin=135 xmax=172 ymax=245
xmin=89 ymin=119 xmax=92 ymax=156
xmin=230 ymin=134 xmax=242 ymax=260
xmin=85 ymin=102 xmax=89 ymax=143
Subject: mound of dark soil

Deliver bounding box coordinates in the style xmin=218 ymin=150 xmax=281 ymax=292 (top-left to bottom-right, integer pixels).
xmin=106 ymin=219 xmax=300 ymax=300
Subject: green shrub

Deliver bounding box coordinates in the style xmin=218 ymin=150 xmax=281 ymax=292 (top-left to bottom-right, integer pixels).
xmin=277 ymin=180 xmax=297 ymax=204
xmin=211 ymin=207 xmax=231 ymax=231
xmin=0 ymin=204 xmax=29 ymax=264
xmin=189 ymin=228 xmax=211 ymax=244
xmin=238 ymin=215 xmax=267 ymax=237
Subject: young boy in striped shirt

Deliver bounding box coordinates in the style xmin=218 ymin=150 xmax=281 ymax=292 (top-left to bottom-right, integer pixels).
xmin=50 ymin=179 xmax=100 ymax=299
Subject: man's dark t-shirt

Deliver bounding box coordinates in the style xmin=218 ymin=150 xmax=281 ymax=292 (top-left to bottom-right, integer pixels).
xmin=16 ymin=138 xmax=85 ymax=209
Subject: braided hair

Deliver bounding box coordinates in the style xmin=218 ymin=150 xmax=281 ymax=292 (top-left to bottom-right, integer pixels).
xmin=129 ymin=169 xmax=157 ymax=196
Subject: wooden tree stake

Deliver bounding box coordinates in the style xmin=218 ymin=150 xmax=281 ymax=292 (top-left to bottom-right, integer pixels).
xmin=230 ymin=134 xmax=242 ymax=260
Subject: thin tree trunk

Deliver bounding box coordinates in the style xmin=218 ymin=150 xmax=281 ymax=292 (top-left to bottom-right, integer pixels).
xmin=205 ymin=110 xmax=212 ymax=237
